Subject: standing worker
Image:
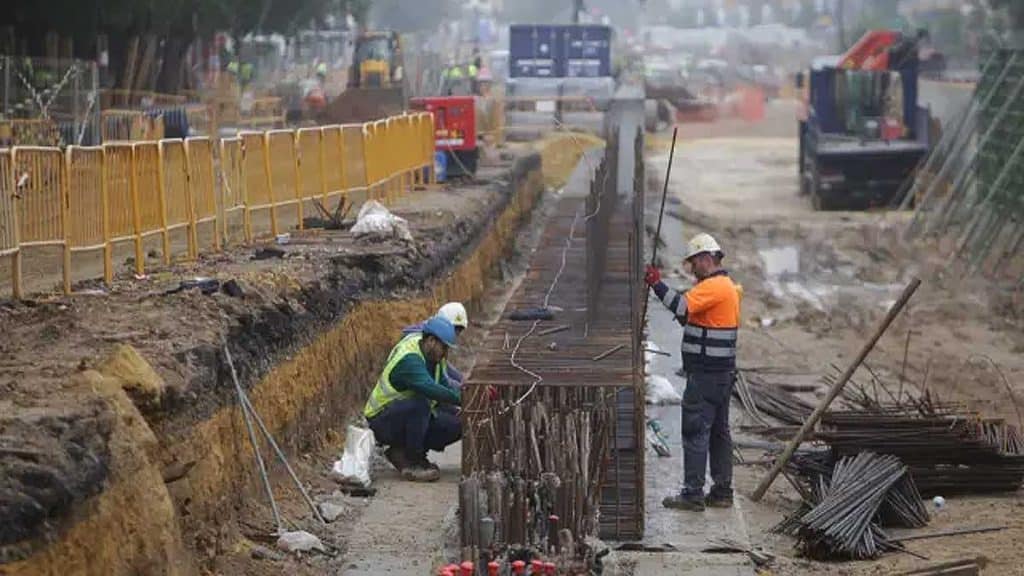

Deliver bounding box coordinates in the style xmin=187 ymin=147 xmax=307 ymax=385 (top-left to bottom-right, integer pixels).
xmin=645 ymin=233 xmax=741 ymax=511
xmin=364 ymin=317 xmax=462 ymax=482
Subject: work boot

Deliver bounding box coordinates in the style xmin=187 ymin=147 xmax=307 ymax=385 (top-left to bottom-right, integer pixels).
xmin=383 ymin=446 xmax=409 ymax=472
xmin=402 ymin=463 xmax=441 ymax=482
xmin=705 ymin=493 xmax=734 ymax=509
xmin=662 ymin=493 xmax=705 ymax=511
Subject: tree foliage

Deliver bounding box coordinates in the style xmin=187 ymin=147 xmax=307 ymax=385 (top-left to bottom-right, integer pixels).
xmin=1 ymin=0 xmax=364 ymax=90
xmin=2 ymin=0 xmax=351 ymax=56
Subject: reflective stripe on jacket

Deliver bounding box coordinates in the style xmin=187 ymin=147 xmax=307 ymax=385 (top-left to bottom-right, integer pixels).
xmin=682 ymin=272 xmax=740 ymax=372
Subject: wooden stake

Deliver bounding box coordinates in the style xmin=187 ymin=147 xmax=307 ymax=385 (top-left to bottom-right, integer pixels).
xmin=750 ymin=277 xmax=922 ymax=502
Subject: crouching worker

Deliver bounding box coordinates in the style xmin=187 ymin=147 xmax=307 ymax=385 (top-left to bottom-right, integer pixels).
xmin=402 ymin=302 xmax=469 ymax=388
xmin=364 ymin=316 xmax=462 ymax=482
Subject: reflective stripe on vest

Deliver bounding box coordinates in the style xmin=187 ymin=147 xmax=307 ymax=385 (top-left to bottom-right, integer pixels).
xmin=681 ymin=322 xmax=738 ymax=371
xmin=363 ymin=333 xmax=443 ymax=418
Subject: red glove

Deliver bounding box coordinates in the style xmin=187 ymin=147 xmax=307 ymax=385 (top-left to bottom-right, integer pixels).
xmin=486 ymin=385 xmax=499 ymax=402
xmin=645 ymin=265 xmax=661 ymax=287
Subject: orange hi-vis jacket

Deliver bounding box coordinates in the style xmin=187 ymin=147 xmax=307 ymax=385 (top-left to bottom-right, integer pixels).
xmin=653 ymin=270 xmax=741 ymax=372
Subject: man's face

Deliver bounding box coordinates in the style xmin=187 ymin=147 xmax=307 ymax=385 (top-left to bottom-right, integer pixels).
xmin=685 ymin=253 xmax=715 ymax=280
xmin=422 ymin=335 xmax=449 ymax=364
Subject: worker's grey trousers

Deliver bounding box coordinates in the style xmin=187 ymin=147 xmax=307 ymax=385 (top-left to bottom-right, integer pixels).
xmin=681 ymin=370 xmax=734 ymax=499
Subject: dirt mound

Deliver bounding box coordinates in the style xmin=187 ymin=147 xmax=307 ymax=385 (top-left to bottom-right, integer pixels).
xmin=0 ymin=400 xmax=114 ymax=560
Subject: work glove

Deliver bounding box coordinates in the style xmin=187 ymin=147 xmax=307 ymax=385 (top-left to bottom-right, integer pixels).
xmin=486 ymin=385 xmax=499 ymax=403
xmin=644 ymin=265 xmax=661 ymax=287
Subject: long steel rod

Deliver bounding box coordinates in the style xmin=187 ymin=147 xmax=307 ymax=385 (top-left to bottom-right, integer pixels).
xmin=224 ymin=345 xmax=284 ymax=534
xmin=751 ymin=278 xmax=922 ymax=501
xmin=923 ymin=69 xmax=1024 ymax=237
xmin=641 ymin=126 xmax=679 ymax=324
xmin=906 ymin=51 xmax=1018 ymax=236
xmin=898 ymin=51 xmax=1001 ymax=210
xmin=225 ymin=346 xmax=326 ymax=524
xmin=890 ymin=525 xmax=1007 ymax=543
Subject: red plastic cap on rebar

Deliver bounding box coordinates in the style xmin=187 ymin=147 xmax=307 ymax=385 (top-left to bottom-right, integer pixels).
xmin=487 ymin=561 xmax=500 ymax=576
xmin=548 ymin=515 xmax=559 ymax=521
xmin=511 ymin=560 xmax=526 ymax=574
xmin=544 ymin=562 xmax=556 ymax=574
xmin=531 ymin=559 xmax=545 ymax=573
xmin=460 ymin=561 xmax=474 ymax=576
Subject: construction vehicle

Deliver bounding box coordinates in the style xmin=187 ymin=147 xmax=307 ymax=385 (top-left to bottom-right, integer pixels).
xmin=410 ymin=96 xmax=478 ymax=178
xmin=798 ymin=30 xmax=933 ymax=210
xmin=321 ymin=30 xmax=407 ymax=124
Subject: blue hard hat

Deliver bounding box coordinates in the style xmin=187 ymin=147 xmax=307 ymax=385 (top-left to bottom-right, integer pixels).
xmin=422 ymin=316 xmax=458 ymax=348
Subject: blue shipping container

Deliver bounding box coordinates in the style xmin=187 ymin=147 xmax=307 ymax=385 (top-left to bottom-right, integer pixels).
xmin=509 ymin=25 xmax=561 ymax=78
xmin=509 ymin=24 xmax=612 ymax=79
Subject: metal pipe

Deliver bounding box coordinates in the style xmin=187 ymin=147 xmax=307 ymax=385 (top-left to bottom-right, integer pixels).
xmin=223 ymin=345 xmax=284 ymax=534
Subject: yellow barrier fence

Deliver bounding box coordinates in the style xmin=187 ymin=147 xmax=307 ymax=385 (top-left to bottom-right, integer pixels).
xmin=267 ymin=130 xmax=303 ymax=231
xmin=14 ymin=147 xmax=71 ymax=293
xmin=186 ymin=137 xmax=218 ymax=252
xmin=2 ymin=112 xmax=435 ymax=297
xmin=342 ymin=124 xmax=369 ymax=193
xmin=0 ymin=150 xmax=21 ymax=298
xmin=219 ymin=137 xmax=247 ymax=244
xmin=66 ymin=146 xmax=109 ymax=283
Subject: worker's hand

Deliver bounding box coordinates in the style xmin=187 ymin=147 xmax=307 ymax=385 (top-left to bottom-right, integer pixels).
xmin=486 ymin=385 xmax=499 ymax=403
xmin=645 ymin=265 xmax=661 ymax=287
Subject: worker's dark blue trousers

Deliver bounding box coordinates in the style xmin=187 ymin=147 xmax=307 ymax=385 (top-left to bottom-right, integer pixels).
xmin=368 ymin=396 xmax=461 ymax=460
xmin=681 ymin=370 xmax=734 ymax=500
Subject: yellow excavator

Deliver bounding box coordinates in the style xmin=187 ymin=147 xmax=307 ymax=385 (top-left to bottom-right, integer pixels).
xmin=322 ymin=30 xmax=408 ymax=123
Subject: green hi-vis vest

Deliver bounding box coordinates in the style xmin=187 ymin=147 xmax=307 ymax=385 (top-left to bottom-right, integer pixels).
xmin=363 ymin=333 xmax=444 ymax=419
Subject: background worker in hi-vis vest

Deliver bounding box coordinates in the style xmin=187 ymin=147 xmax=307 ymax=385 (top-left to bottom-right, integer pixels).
xmin=645 ymin=233 xmax=742 ymax=512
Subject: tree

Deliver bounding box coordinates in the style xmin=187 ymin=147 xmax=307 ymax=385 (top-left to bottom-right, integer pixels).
xmin=0 ymin=0 xmax=345 ymax=91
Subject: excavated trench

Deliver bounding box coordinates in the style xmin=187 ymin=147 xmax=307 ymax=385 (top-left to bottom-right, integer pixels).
xmin=0 ymin=144 xmax=598 ymax=575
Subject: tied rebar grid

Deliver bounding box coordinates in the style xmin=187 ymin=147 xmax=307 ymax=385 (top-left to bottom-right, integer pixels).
xmin=460 ymin=127 xmax=645 ymax=561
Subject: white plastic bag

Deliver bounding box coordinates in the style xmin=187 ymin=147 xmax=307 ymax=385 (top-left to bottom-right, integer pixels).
xmin=331 ymin=425 xmax=374 ymax=488
xmin=645 ymin=374 xmax=682 ymax=405
xmin=351 ymin=200 xmax=413 ymax=242
xmin=276 ymin=530 xmax=326 ymax=554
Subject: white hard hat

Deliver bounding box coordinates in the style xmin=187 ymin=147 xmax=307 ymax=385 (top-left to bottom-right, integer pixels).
xmin=684 ymin=233 xmax=723 ymax=260
xmin=437 ymin=302 xmax=468 ymax=329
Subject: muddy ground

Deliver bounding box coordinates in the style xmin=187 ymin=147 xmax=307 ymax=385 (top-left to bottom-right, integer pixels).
xmin=644 ymin=100 xmax=1024 ymax=574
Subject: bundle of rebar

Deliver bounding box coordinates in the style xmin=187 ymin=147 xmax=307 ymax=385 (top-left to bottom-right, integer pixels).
xmin=733 ymin=375 xmax=814 ymax=425
xmin=778 ymin=452 xmax=927 ymax=560
xmin=739 ymin=367 xmax=1024 ymax=495
xmin=817 ymin=412 xmax=1024 ymax=495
